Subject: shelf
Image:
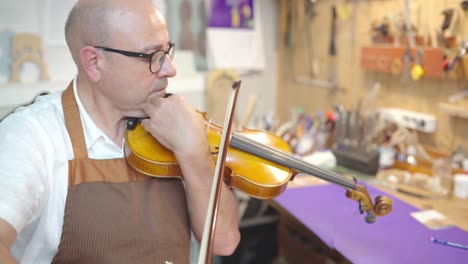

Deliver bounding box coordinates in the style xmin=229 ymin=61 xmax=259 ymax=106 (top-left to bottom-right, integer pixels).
xmin=0 ymin=74 xmax=207 ymax=119
xmin=439 ymin=102 xmax=468 ymax=119
xmin=0 ymin=81 xmax=67 ymax=107
xmin=361 ymin=45 xmax=446 ymax=78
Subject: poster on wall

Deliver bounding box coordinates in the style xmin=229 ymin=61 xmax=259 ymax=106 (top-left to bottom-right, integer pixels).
xmin=206 ymin=0 xmax=265 ymax=73
xmin=208 ymin=0 xmax=254 ymax=29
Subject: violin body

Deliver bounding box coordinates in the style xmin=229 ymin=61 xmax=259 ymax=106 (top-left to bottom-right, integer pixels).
xmin=125 ymin=118 xmax=294 ymax=199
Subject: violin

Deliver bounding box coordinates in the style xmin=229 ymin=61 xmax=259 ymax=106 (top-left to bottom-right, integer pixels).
xmin=124 ymin=113 xmax=392 ymax=223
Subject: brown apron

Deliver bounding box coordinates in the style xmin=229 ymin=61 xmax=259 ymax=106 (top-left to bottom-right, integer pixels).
xmin=51 ymin=84 xmax=190 ymax=264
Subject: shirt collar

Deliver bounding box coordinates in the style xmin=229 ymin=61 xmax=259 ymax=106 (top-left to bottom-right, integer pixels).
xmin=72 ymin=76 xmax=110 ymax=150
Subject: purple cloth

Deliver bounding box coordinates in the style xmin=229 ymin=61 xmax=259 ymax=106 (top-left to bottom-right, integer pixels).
xmin=274 ymin=184 xmax=468 ymax=264
xmin=208 ymin=0 xmax=254 ymax=29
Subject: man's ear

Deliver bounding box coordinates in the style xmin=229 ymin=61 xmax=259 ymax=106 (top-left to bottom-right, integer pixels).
xmin=80 ymin=46 xmax=102 ymax=82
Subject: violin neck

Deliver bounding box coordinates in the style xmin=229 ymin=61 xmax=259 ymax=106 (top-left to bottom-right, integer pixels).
xmin=230 ymin=133 xmax=356 ymax=190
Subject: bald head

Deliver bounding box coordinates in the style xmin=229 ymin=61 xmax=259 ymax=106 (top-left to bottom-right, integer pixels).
xmin=65 ymin=0 xmax=110 ymax=64
xmin=65 ymin=0 xmax=166 ymax=66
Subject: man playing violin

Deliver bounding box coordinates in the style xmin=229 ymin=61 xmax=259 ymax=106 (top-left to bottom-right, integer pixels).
xmin=0 ymin=0 xmax=240 ymax=263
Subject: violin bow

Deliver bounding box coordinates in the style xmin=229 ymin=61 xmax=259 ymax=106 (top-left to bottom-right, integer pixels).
xmin=197 ymin=81 xmax=242 ymax=264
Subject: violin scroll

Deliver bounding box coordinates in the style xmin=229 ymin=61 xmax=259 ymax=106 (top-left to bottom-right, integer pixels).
xmin=346 ymin=184 xmax=393 ymax=223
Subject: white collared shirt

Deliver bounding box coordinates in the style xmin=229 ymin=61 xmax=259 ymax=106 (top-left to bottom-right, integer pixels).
xmin=0 ymin=77 xmax=123 ymax=264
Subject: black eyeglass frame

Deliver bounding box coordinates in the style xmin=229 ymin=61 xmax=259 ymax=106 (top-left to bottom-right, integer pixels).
xmin=94 ymin=43 xmax=175 ymax=73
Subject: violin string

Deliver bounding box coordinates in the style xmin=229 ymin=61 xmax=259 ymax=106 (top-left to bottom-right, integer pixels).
xmin=230 ymin=133 xmax=356 ymax=189
xmin=230 ymin=133 xmax=340 ymax=184
xmin=231 ymin=134 xmax=355 ymax=189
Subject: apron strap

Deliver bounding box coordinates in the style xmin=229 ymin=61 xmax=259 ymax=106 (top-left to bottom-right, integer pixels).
xmin=62 ymin=81 xmax=88 ymax=159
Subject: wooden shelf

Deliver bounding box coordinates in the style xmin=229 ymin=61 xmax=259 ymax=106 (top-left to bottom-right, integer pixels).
xmin=439 ymin=103 xmax=468 ymax=120
xmin=361 ymin=45 xmax=446 ymax=78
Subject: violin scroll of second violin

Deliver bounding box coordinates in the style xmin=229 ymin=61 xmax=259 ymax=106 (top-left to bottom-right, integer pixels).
xmin=346 ymin=184 xmax=393 ymax=223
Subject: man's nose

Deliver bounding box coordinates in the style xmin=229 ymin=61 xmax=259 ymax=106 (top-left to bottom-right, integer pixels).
xmin=157 ymin=56 xmax=177 ymax=77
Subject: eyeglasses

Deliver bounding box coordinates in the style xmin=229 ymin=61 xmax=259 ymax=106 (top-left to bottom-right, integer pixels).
xmin=94 ymin=43 xmax=175 ymax=73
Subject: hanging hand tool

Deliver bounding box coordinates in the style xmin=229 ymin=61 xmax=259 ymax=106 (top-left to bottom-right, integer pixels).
xmin=284 ymin=0 xmax=293 ymax=80
xmin=400 ymin=48 xmax=411 ymax=82
xmin=400 ymin=0 xmax=413 ymax=82
xmin=411 ymin=49 xmax=425 ymax=80
xmin=296 ymin=2 xmax=342 ymax=90
xmin=285 ymin=0 xmax=292 ymax=51
xmin=304 ymin=0 xmax=318 ymax=77
xmin=402 ymin=0 xmax=415 ymax=48
xmin=446 ymin=41 xmax=467 ymax=72
xmin=440 ymin=8 xmax=455 ymax=49
xmin=328 ymin=5 xmax=338 ymax=85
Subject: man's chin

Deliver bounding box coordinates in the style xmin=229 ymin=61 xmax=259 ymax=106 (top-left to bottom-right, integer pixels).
xmin=123 ymin=105 xmax=147 ymax=119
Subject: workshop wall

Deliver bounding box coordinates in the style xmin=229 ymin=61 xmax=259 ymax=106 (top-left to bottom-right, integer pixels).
xmin=276 ymin=0 xmax=468 ymax=153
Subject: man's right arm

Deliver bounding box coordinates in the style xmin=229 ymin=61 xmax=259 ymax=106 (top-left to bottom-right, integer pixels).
xmin=0 ymin=218 xmax=17 ymax=264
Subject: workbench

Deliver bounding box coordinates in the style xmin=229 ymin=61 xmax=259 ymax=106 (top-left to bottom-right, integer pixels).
xmin=270 ymin=176 xmax=468 ymax=264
